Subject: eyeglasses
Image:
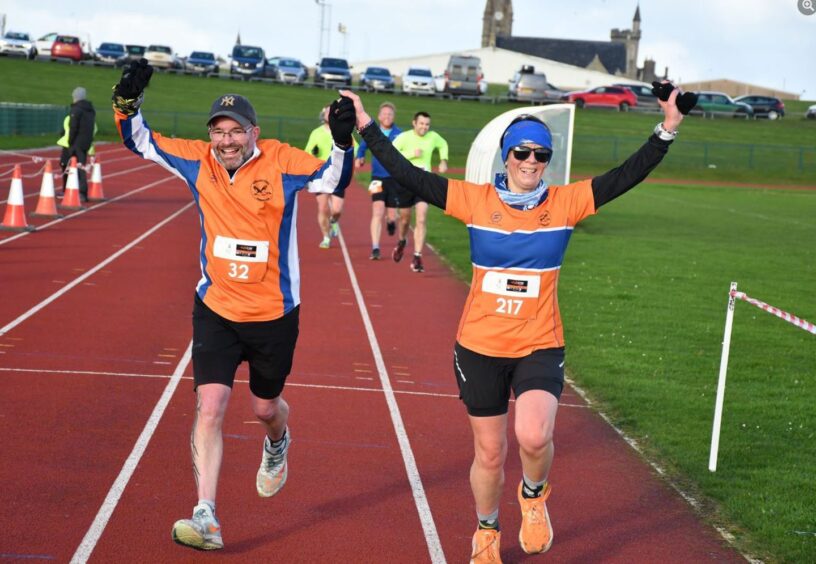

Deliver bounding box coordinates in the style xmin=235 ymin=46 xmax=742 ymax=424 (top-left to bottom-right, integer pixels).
xmin=208 ymin=127 xmax=251 ymax=141
xmin=510 ymin=146 xmax=552 ymax=163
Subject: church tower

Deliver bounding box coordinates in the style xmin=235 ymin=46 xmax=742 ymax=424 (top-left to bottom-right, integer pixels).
xmin=610 ymin=4 xmax=641 ymax=78
xmin=482 ymin=0 xmax=513 ymax=48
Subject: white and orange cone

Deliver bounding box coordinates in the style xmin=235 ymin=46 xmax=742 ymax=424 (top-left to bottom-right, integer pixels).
xmin=1 ymin=165 xmax=35 ymax=232
xmin=88 ymin=155 xmax=106 ymax=202
xmin=31 ymin=160 xmax=63 ymax=218
xmin=59 ymin=157 xmax=84 ymax=210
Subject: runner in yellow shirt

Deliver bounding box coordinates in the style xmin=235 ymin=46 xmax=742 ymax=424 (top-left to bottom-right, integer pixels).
xmin=390 ymin=111 xmax=448 ymax=272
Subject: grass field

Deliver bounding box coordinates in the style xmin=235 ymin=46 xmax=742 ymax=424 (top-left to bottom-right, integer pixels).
xmin=3 ymin=57 xmax=816 ymax=562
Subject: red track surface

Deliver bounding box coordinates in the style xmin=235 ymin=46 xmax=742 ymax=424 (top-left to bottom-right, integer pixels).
xmin=0 ymin=146 xmax=746 ymax=562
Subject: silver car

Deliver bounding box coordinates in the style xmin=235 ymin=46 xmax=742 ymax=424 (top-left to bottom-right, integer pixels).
xmin=0 ymin=31 xmax=36 ymax=59
xmin=508 ymin=68 xmax=564 ymax=102
xmin=275 ymin=58 xmax=307 ymax=83
xmin=402 ymin=67 xmax=436 ymax=95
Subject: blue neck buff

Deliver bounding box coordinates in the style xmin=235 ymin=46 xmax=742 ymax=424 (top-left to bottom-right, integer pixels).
xmin=494 ymin=173 xmax=548 ymax=210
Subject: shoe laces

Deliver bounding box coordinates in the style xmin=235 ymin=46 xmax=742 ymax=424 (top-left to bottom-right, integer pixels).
xmin=473 ymin=531 xmax=499 ymax=561
xmin=524 ymin=497 xmax=544 ymax=524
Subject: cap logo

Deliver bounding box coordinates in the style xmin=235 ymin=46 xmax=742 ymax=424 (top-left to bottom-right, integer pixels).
xmin=220 ymin=96 xmax=235 ymax=107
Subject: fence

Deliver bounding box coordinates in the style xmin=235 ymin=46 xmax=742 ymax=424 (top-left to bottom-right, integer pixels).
xmin=0 ymin=103 xmax=68 ymax=136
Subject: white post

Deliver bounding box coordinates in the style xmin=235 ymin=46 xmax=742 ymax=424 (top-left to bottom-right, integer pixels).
xmin=709 ymin=282 xmax=738 ymax=472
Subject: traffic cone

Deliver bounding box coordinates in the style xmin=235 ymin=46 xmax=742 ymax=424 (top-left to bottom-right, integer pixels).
xmin=31 ymin=160 xmax=63 ymax=218
xmin=59 ymin=157 xmax=85 ymax=210
xmin=1 ymin=165 xmax=35 ymax=232
xmin=88 ymin=155 xmax=106 ymax=202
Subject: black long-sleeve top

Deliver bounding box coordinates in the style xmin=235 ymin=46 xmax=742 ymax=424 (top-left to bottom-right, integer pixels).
xmin=358 ymin=120 xmax=673 ymax=210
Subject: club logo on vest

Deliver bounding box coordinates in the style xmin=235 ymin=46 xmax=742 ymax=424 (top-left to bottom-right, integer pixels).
xmin=538 ymin=211 xmax=551 ymax=226
xmin=490 ymin=211 xmax=502 ymax=224
xmin=251 ymin=179 xmax=272 ymax=201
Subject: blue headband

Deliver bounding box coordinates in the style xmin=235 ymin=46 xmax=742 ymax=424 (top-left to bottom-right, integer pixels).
xmin=501 ymin=120 xmax=553 ymax=162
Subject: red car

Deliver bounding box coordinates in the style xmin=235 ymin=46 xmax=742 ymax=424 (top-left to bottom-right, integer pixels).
xmin=564 ymin=85 xmax=638 ymax=111
xmin=51 ymin=35 xmax=83 ymax=62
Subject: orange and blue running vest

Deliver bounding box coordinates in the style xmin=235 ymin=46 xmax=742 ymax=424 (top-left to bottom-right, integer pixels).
xmin=116 ymin=110 xmax=353 ymax=322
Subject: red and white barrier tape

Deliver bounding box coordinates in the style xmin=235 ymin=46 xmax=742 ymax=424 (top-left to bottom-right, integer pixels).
xmin=731 ymin=290 xmax=816 ymax=335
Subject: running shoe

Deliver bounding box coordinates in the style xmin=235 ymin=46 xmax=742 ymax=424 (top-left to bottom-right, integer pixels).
xmin=386 ymin=220 xmax=396 ymax=236
xmin=470 ymin=528 xmax=501 ymax=563
xmin=257 ymin=428 xmax=291 ymax=497
xmin=392 ymin=239 xmax=407 ymax=263
xmin=171 ymin=502 xmax=223 ymax=550
xmin=410 ymin=255 xmax=424 ymax=273
xmin=517 ymin=481 xmax=553 ymax=554
xmin=370 ymin=248 xmax=381 ymax=260
xmin=330 ymin=221 xmax=340 ymax=238
xmin=319 ymin=237 xmax=331 ymax=249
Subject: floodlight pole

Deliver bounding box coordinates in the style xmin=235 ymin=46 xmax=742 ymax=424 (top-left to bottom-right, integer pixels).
xmin=709 ymin=281 xmax=738 ymax=472
xmin=315 ymin=0 xmax=331 ymax=58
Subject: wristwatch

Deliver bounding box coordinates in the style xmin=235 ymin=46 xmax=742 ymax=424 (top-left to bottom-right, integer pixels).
xmin=654 ymin=122 xmax=678 ymax=141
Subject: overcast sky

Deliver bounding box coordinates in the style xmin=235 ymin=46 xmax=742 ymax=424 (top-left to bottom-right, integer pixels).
xmin=3 ymin=0 xmax=815 ymax=99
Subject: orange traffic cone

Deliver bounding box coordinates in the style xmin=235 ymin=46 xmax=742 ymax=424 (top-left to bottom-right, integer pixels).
xmin=31 ymin=160 xmax=63 ymax=218
xmin=1 ymin=165 xmax=35 ymax=232
xmin=59 ymin=157 xmax=85 ymax=210
xmin=88 ymin=155 xmax=106 ymax=202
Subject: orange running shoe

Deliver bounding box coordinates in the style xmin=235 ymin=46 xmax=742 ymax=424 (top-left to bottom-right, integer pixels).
xmin=470 ymin=528 xmax=502 ymax=563
xmin=517 ymin=481 xmax=553 ymax=554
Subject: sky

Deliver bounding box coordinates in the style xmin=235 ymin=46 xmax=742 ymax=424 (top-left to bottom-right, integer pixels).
xmin=3 ymin=0 xmax=815 ymax=99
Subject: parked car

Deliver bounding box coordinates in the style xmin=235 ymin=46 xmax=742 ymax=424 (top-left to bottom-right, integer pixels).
xmin=613 ymin=83 xmax=658 ymax=108
xmin=145 ymin=45 xmax=181 ymax=69
xmin=184 ymin=51 xmax=219 ymax=75
xmin=121 ymin=44 xmax=146 ymax=65
xmin=51 ymin=35 xmax=84 ymax=62
xmin=401 ymin=66 xmax=436 ymax=95
xmin=441 ymin=54 xmax=483 ymax=96
xmin=0 ymin=31 xmax=37 ymax=59
xmin=230 ymin=45 xmax=268 ymax=78
xmin=95 ymin=42 xmax=127 ymax=65
xmin=508 ymin=66 xmax=564 ymax=102
xmin=564 ymin=85 xmax=637 ymax=111
xmin=34 ymin=32 xmax=58 ymax=57
xmin=360 ymin=66 xmax=395 ymax=92
xmin=274 ymin=57 xmax=307 ymax=83
xmin=691 ymin=91 xmax=753 ymax=118
xmin=734 ymin=95 xmax=785 ymax=120
xmin=314 ymin=57 xmax=352 ymax=86
xmin=807 ymin=104 xmax=816 ymax=119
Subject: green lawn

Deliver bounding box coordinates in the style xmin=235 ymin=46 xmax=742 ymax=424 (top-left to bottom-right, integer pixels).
xmin=3 ymin=57 xmax=816 ymax=562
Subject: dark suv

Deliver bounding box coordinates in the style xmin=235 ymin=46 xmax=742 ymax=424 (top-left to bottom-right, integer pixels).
xmin=734 ymin=95 xmax=785 ymax=120
xmin=315 ymin=57 xmax=352 ymax=86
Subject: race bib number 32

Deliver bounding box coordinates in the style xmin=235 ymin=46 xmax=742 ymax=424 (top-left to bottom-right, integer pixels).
xmin=212 ymin=236 xmax=270 ymax=283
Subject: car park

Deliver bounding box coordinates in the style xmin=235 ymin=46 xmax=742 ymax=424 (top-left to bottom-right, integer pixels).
xmin=441 ymin=54 xmax=483 ymax=96
xmin=230 ymin=45 xmax=268 ymax=78
xmin=122 ymin=45 xmax=146 ymax=65
xmin=95 ymin=42 xmax=127 ymax=65
xmin=34 ymin=32 xmax=58 ymax=57
xmin=564 ymin=85 xmax=638 ymax=111
xmin=734 ymin=95 xmax=785 ymax=119
xmin=691 ymin=91 xmax=753 ymax=118
xmin=401 ymin=66 xmax=436 ymax=95
xmin=274 ymin=58 xmax=307 ymax=83
xmin=314 ymin=57 xmax=352 ymax=86
xmin=185 ymin=51 xmax=219 ymax=75
xmin=613 ymin=83 xmax=658 ymax=108
xmin=360 ymin=66 xmax=395 ymax=92
xmin=51 ymin=35 xmax=84 ymax=62
xmin=508 ymin=66 xmax=564 ymax=102
xmin=145 ymin=45 xmax=181 ymax=69
xmin=0 ymin=31 xmax=37 ymax=59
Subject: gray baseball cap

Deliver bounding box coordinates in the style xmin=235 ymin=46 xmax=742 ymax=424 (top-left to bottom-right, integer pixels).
xmin=207 ymin=94 xmax=257 ymax=128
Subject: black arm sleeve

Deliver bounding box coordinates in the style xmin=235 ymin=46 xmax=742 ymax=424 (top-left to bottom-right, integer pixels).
xmin=591 ymin=133 xmax=672 ymax=208
xmin=359 ymin=122 xmax=449 ymax=209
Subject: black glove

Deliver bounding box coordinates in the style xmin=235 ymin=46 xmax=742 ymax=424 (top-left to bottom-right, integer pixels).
xmin=651 ymin=81 xmax=698 ymax=115
xmin=328 ymin=96 xmax=355 ymax=148
xmin=112 ymin=58 xmax=154 ymax=115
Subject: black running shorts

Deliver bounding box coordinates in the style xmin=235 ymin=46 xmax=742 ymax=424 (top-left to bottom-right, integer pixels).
xmin=453 ymin=342 xmax=565 ymax=417
xmin=192 ymin=294 xmax=299 ymax=400
xmin=387 ymin=180 xmax=423 ymax=208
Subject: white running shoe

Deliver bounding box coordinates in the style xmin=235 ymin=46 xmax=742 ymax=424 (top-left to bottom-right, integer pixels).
xmin=171 ymin=502 xmax=223 ymax=550
xmin=257 ymin=428 xmax=291 ymax=497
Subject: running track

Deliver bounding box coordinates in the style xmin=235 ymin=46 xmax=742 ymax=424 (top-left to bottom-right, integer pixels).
xmin=0 ymin=145 xmax=747 ymax=563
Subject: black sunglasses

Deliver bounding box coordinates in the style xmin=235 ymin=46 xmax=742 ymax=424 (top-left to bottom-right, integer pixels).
xmin=510 ymin=146 xmax=552 ymax=163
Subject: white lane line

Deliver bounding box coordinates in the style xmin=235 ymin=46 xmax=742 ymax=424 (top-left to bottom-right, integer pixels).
xmin=69 ymin=341 xmax=193 ymax=564
xmin=336 ymin=230 xmax=445 ymax=564
xmin=0 ymin=201 xmax=194 ymax=336
xmin=0 ymin=174 xmax=176 ymax=247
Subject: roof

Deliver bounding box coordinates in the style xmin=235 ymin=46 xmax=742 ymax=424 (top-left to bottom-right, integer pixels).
xmin=497 ymin=36 xmax=627 ymax=75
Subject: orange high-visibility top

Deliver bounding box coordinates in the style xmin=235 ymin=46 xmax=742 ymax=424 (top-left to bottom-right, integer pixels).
xmin=445 ymin=178 xmax=596 ymax=357
xmin=116 ymin=110 xmax=353 ymax=322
